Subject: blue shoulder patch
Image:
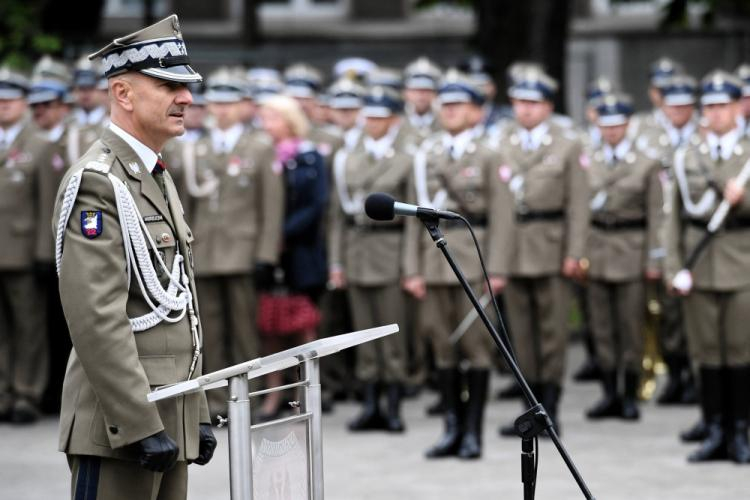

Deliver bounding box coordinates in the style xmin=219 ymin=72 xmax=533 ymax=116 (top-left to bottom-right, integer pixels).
xmin=81 ymin=210 xmax=103 ymax=239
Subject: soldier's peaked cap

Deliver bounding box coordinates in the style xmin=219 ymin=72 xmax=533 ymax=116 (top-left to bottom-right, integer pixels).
xmin=88 ymin=14 xmax=202 ymax=84
xmin=700 ymin=70 xmax=742 ymax=106
xmin=596 ymin=93 xmax=634 ymax=127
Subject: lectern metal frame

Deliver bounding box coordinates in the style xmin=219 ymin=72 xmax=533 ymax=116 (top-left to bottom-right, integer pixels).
xmin=148 ymin=324 xmax=399 ymax=500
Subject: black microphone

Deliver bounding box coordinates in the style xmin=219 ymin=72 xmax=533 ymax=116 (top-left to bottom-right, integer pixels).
xmin=364 ymin=192 xmax=461 ymax=222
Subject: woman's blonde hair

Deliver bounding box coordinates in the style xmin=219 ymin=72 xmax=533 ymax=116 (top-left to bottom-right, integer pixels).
xmin=261 ymin=94 xmax=310 ymax=139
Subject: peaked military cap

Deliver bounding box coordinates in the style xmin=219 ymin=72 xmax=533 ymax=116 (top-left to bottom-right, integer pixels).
xmin=328 ymin=78 xmax=366 ymax=109
xmin=204 ymin=67 xmax=246 ymax=103
xmin=438 ymin=69 xmax=484 ymax=106
xmin=586 ymin=76 xmax=615 ymax=106
xmin=333 ymin=57 xmax=376 ymax=82
xmin=28 ymin=56 xmax=70 ymax=104
xmin=284 ymin=63 xmax=323 ymax=98
xmin=362 ymin=85 xmax=403 ymax=118
xmin=187 ymin=82 xmax=206 ymax=106
xmin=404 ymin=57 xmax=441 ymax=91
xmin=88 ymin=14 xmax=201 ymax=83
xmin=736 ymin=63 xmax=750 ymax=97
xmin=508 ymin=66 xmax=557 ymax=102
xmin=0 ymin=66 xmax=30 ymax=100
xmin=366 ymin=68 xmax=403 ymax=91
xmin=73 ymin=55 xmax=102 ymax=88
xmin=506 ymin=61 xmax=545 ymax=87
xmin=458 ymin=55 xmax=493 ymax=85
xmin=661 ymin=74 xmax=697 ymax=106
xmin=700 ymin=69 xmax=743 ymax=105
xmin=649 ymin=57 xmax=683 ymax=88
xmin=596 ymin=93 xmax=634 ymax=127
xmin=247 ymin=67 xmax=283 ymax=101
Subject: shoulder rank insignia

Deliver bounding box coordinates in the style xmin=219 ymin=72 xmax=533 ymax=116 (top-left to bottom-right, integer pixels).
xmin=81 ymin=210 xmax=103 ymax=239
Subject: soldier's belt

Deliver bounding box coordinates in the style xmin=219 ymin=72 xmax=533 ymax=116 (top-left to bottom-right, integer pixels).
xmin=686 ymin=217 xmax=750 ymax=231
xmin=591 ymin=217 xmax=646 ymax=231
xmin=515 ymin=210 xmax=564 ymax=224
xmin=441 ymin=215 xmax=488 ymax=229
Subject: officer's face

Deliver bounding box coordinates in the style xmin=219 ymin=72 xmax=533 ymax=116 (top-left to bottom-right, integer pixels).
xmin=114 ymin=74 xmax=193 ymax=147
xmin=702 ymin=101 xmax=740 ymax=135
xmin=740 ymin=96 xmax=750 ymax=119
xmin=259 ymin=106 xmax=294 ymax=142
xmin=467 ymin=104 xmax=483 ymax=127
xmin=0 ymin=98 xmax=27 ymax=127
xmin=75 ymin=87 xmax=101 ymax=111
xmin=207 ymin=102 xmax=241 ymax=130
xmin=585 ymin=105 xmax=598 ymax=126
xmin=512 ymin=99 xmax=552 ymax=130
xmin=439 ymin=102 xmax=471 ymax=134
xmin=294 ymin=96 xmax=316 ymax=119
xmin=31 ymin=100 xmax=67 ymax=130
xmin=332 ymin=108 xmax=360 ymax=130
xmin=649 ymin=86 xmax=663 ymax=107
xmin=600 ymin=123 xmax=628 ymax=146
xmin=663 ymin=104 xmax=694 ymax=129
xmin=364 ymin=115 xmax=396 ymax=140
xmin=403 ymin=88 xmax=436 ymax=114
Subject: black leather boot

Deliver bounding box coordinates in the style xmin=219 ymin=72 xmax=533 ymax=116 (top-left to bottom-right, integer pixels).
xmin=540 ymin=383 xmax=562 ymax=437
xmin=458 ymin=369 xmax=489 ymax=459
xmin=573 ymin=358 xmax=602 ymax=383
xmin=680 ymin=365 xmax=698 ymax=405
xmin=688 ymin=367 xmax=727 ymax=462
xmin=727 ymin=365 xmax=750 ymax=464
xmin=657 ymin=355 xmax=684 ymax=405
xmin=499 ymin=383 xmax=539 ymax=437
xmin=586 ymin=371 xmax=621 ymax=419
xmin=621 ymin=371 xmax=641 ymax=421
xmin=348 ymin=382 xmax=385 ymax=431
xmin=385 ymin=383 xmax=405 ymax=433
xmin=426 ymin=369 xmax=463 ymax=458
xmin=680 ymin=419 xmax=708 ymax=443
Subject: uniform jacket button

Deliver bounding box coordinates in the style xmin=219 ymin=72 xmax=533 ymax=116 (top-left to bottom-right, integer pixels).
xmin=109 ymin=425 xmax=119 ymax=434
xmin=161 ymin=233 xmax=171 ymax=244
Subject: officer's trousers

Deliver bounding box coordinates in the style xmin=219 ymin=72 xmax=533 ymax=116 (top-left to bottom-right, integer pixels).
xmin=348 ymin=284 xmax=407 ymax=383
xmin=68 ymin=455 xmax=187 ymax=500
xmin=587 ymin=279 xmax=645 ymax=373
xmin=419 ymin=284 xmax=493 ymax=370
xmin=197 ymin=274 xmax=258 ymax=415
xmin=505 ymin=275 xmax=570 ymax=383
xmin=683 ymin=287 xmax=750 ymax=367
xmin=0 ymin=271 xmax=47 ymax=412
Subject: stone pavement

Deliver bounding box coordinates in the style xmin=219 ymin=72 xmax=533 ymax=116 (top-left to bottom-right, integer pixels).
xmin=2 ymin=345 xmax=750 ymax=499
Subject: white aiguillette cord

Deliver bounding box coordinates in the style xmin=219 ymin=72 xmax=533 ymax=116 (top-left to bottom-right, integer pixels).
xmin=55 ymin=165 xmax=202 ymax=376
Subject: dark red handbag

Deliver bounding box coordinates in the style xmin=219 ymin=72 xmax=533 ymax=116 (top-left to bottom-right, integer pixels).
xmin=257 ymin=292 xmax=321 ymax=336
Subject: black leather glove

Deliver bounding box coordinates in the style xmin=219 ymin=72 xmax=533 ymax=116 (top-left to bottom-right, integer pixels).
xmin=193 ymin=424 xmax=218 ymax=466
xmin=254 ymin=262 xmax=275 ymax=291
xmin=136 ymin=430 xmax=179 ymax=472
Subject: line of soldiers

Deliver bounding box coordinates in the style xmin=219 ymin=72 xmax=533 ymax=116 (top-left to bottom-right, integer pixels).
xmin=3 ymin=50 xmax=750 ymax=466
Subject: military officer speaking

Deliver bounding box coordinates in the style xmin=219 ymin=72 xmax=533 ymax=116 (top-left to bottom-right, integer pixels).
xmin=403 ymin=70 xmax=503 ymax=459
xmin=52 ymin=15 xmax=216 ymax=499
xmin=665 ymin=70 xmax=750 ymax=464
xmin=494 ymin=66 xmax=590 ymax=436
xmin=583 ymin=93 xmax=663 ymax=422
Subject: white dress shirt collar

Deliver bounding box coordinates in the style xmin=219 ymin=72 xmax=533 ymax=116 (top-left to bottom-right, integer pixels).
xmin=211 ymin=123 xmax=244 ymax=154
xmin=443 ymin=127 xmax=475 ymax=160
xmin=74 ymin=106 xmax=107 ymax=127
xmin=518 ymin=121 xmax=549 ymax=151
xmin=0 ymin=120 xmax=25 ymax=149
xmin=603 ymin=139 xmax=632 ymax=165
xmin=706 ymin=128 xmax=740 ymax=161
xmin=46 ymin=122 xmax=66 ymax=143
xmin=364 ymin=124 xmax=400 ymax=161
xmin=109 ymin=122 xmax=158 ymax=173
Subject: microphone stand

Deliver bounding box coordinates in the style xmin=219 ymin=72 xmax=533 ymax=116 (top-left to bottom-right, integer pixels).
xmin=418 ymin=214 xmax=595 ymax=500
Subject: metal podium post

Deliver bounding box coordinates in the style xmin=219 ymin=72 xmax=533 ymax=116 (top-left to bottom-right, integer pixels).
xmin=302 ymin=359 xmax=324 ymax=500
xmin=229 ymin=375 xmax=252 ymax=500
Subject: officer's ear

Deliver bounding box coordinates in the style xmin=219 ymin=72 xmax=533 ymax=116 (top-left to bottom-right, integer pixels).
xmin=109 ymin=76 xmax=135 ymax=112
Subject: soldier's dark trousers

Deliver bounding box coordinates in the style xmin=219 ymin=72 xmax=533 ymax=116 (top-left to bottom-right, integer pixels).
xmin=68 ymin=455 xmax=187 ymax=500
xmin=37 ymin=263 xmax=71 ymax=414
xmin=197 ymin=274 xmax=258 ymax=416
xmin=0 ymin=271 xmax=47 ymax=414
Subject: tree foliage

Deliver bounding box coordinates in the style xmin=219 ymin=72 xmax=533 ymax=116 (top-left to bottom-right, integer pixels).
xmin=0 ymin=0 xmax=61 ymax=70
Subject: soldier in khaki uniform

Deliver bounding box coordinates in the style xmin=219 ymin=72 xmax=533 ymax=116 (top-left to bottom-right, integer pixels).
xmin=53 ymin=16 xmax=216 ymax=498
xmin=583 ymin=94 xmax=663 ymax=421
xmin=329 ymin=86 xmax=417 ymax=433
xmin=69 ymin=56 xmax=109 ymax=159
xmin=0 ymin=67 xmax=51 ymax=423
xmin=187 ymin=68 xmax=285 ymax=417
xmin=494 ymin=67 xmax=589 ymax=436
xmin=403 ymin=71 xmax=504 ymax=459
xmin=328 ymin=77 xmax=366 ymax=154
xmin=629 ymin=57 xmax=683 ymax=141
xmin=26 ymin=57 xmax=77 ymax=416
xmin=665 ymin=71 xmax=750 ymax=464
xmin=403 ymin=57 xmax=442 ymax=140
xmin=636 ymin=75 xmax=701 ymax=408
